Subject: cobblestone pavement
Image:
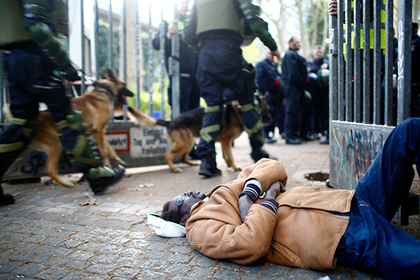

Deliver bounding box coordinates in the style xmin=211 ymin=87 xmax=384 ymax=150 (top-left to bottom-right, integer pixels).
xmin=0 ymin=133 xmax=418 ymax=279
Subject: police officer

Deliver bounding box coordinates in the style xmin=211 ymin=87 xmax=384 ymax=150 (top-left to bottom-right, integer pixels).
xmin=281 ymin=37 xmax=308 ymax=145
xmin=183 ymin=0 xmax=280 ymax=177
xmin=0 ymin=0 xmax=125 ymax=206
xmin=152 ymin=0 xmax=200 ymax=115
xmin=255 ymin=47 xmax=284 ymax=143
xmin=307 ymin=45 xmax=329 ymax=144
xmin=412 ymin=22 xmax=420 ymax=118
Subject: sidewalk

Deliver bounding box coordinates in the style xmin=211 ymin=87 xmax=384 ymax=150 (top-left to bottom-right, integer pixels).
xmin=0 ymin=133 xmax=416 ymax=279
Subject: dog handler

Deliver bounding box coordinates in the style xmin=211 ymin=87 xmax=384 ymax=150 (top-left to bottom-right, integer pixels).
xmin=160 ymin=118 xmax=420 ymax=279
xmin=0 ymin=0 xmax=125 ymax=206
xmin=182 ymin=0 xmax=281 ymax=177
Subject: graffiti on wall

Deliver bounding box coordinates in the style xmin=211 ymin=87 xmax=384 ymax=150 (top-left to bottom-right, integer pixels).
xmin=330 ymin=123 xmax=392 ymax=190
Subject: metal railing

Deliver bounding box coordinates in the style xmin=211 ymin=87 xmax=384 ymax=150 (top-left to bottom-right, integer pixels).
xmin=329 ymin=0 xmax=416 ymax=224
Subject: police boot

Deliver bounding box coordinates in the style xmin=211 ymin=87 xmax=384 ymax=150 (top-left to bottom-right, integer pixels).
xmin=0 ymin=185 xmax=14 ymax=206
xmin=251 ymin=147 xmax=270 ymax=162
xmin=86 ymin=165 xmax=125 ymax=195
xmin=198 ymin=155 xmax=221 ymax=178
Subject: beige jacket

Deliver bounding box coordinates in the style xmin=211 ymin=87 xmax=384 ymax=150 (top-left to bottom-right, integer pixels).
xmin=186 ymin=159 xmax=354 ymax=270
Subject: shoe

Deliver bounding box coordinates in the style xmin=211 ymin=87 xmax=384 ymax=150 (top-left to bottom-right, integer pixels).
xmin=198 ymin=157 xmax=221 ymax=177
xmin=88 ymin=165 xmax=125 ymax=195
xmin=0 ymin=194 xmax=14 ymax=206
xmin=264 ymin=137 xmax=277 ymax=144
xmin=313 ymin=133 xmax=321 ymax=140
xmin=251 ymin=148 xmax=278 ymax=162
xmin=280 ymin=132 xmax=286 ymax=139
xmin=285 ymin=137 xmax=302 ymax=145
xmin=302 ymin=133 xmax=314 ymax=141
xmin=320 ymin=139 xmax=330 ymax=145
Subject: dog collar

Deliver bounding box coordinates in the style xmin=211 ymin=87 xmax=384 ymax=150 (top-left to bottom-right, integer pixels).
xmin=93 ymin=81 xmax=115 ymax=100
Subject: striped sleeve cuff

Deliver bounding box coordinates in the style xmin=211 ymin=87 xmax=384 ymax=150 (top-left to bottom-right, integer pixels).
xmin=239 ymin=179 xmax=262 ymax=202
xmin=259 ymin=199 xmax=279 ymax=213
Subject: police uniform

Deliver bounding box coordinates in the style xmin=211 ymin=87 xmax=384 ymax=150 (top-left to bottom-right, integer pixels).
xmin=307 ymin=58 xmax=329 ymax=137
xmin=183 ymin=0 xmax=278 ymax=177
xmin=281 ymin=47 xmax=308 ymax=141
xmin=0 ymin=0 xmax=124 ymax=205
xmin=412 ymin=33 xmax=420 ymax=117
xmin=152 ymin=21 xmax=200 ymax=114
xmin=255 ymin=58 xmax=284 ymax=141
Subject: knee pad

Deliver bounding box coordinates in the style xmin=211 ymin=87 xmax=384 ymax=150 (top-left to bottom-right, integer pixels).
xmin=200 ymin=105 xmax=222 ymax=143
xmin=240 ymin=102 xmax=263 ymax=137
xmin=0 ymin=118 xmax=38 ymax=154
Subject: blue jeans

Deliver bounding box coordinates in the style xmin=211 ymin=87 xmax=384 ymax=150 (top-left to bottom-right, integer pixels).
xmin=335 ymin=118 xmax=420 ymax=279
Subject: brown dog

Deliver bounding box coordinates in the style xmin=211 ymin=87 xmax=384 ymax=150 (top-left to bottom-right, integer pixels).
xmin=141 ymin=96 xmax=272 ymax=173
xmin=4 ymin=69 xmax=151 ymax=187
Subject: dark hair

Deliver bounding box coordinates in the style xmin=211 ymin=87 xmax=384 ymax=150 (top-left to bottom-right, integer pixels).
xmin=288 ymin=37 xmax=297 ymax=44
xmin=161 ymin=201 xmax=181 ymax=223
xmin=413 ymin=22 xmax=419 ymax=30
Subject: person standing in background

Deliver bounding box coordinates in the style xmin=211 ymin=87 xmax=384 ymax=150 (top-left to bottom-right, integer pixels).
xmin=281 ymin=37 xmax=308 ymax=145
xmin=255 ymin=48 xmax=284 ymax=143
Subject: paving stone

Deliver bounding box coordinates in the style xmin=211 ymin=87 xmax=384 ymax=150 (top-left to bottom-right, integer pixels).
xmin=170 ymin=245 xmax=195 ymax=254
xmin=167 ymin=253 xmax=193 ymax=264
xmin=162 ymin=263 xmax=191 ymax=275
xmin=175 ymin=267 xmax=217 ymax=280
xmin=24 ymin=234 xmax=47 ymax=243
xmin=13 ymin=263 xmax=45 ymax=277
xmin=0 ymin=274 xmax=15 ymax=279
xmin=63 ymin=240 xmax=82 ymax=248
xmin=144 ymin=250 xmax=172 ymax=260
xmin=34 ymin=266 xmax=72 ymax=280
xmin=135 ymin=270 xmax=168 ymax=279
xmin=90 ymin=253 xmax=119 ymax=263
xmin=77 ymin=242 xmax=104 ymax=252
xmin=114 ymin=257 xmax=141 ymax=267
xmin=86 ymin=263 xmax=116 ymax=274
xmin=118 ymin=248 xmax=144 ymax=258
xmin=190 ymin=255 xmax=219 ymax=267
xmin=126 ymin=239 xmax=149 ymax=249
xmin=109 ymin=237 xmax=130 ymax=245
xmin=40 ymin=237 xmax=65 ymax=246
xmin=146 ymin=242 xmax=171 ymax=251
xmin=212 ymin=269 xmax=245 ymax=279
xmin=0 ymin=260 xmax=24 ymax=273
xmin=113 ymin=267 xmax=139 ymax=278
xmin=61 ymin=271 xmax=103 ymax=280
xmin=67 ymin=250 xmax=95 ymax=261
xmin=98 ymin=244 xmax=123 ymax=254
xmin=70 ymin=232 xmax=95 ymax=242
xmin=65 ymin=260 xmax=91 ymax=270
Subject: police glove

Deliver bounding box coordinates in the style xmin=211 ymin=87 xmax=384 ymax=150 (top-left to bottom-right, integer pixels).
xmin=56 ymin=64 xmax=81 ymax=81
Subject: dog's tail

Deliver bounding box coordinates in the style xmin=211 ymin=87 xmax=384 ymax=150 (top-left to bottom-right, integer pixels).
xmin=156 ymin=119 xmax=170 ymax=127
xmin=127 ymin=106 xmax=159 ymax=126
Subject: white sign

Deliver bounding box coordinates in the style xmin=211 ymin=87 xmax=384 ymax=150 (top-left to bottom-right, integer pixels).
xmin=130 ymin=127 xmax=170 ymax=158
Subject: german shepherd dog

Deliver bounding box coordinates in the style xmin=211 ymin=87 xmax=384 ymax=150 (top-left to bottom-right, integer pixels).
xmin=143 ymin=96 xmax=272 ymax=173
xmin=5 ymin=69 xmax=157 ymax=187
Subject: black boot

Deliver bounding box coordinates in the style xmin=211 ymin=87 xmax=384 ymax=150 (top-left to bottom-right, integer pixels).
xmin=87 ymin=165 xmax=126 ymax=195
xmin=198 ymin=156 xmax=221 ymax=177
xmin=251 ymin=148 xmax=278 ymax=162
xmin=0 ymin=186 xmax=14 ymax=206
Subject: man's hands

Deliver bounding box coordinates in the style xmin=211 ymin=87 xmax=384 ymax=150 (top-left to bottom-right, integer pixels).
xmin=238 ymin=181 xmax=286 ymax=223
xmin=239 ymin=195 xmax=253 ymax=223
xmin=271 ymin=50 xmax=281 ymax=65
xmin=328 ymin=1 xmax=337 ymax=16
xmin=167 ymin=23 xmax=178 ymax=40
xmin=265 ymin=181 xmax=286 ymax=200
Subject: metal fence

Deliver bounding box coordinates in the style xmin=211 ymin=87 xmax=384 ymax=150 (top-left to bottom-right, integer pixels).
xmin=329 ymin=0 xmax=416 ymax=224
